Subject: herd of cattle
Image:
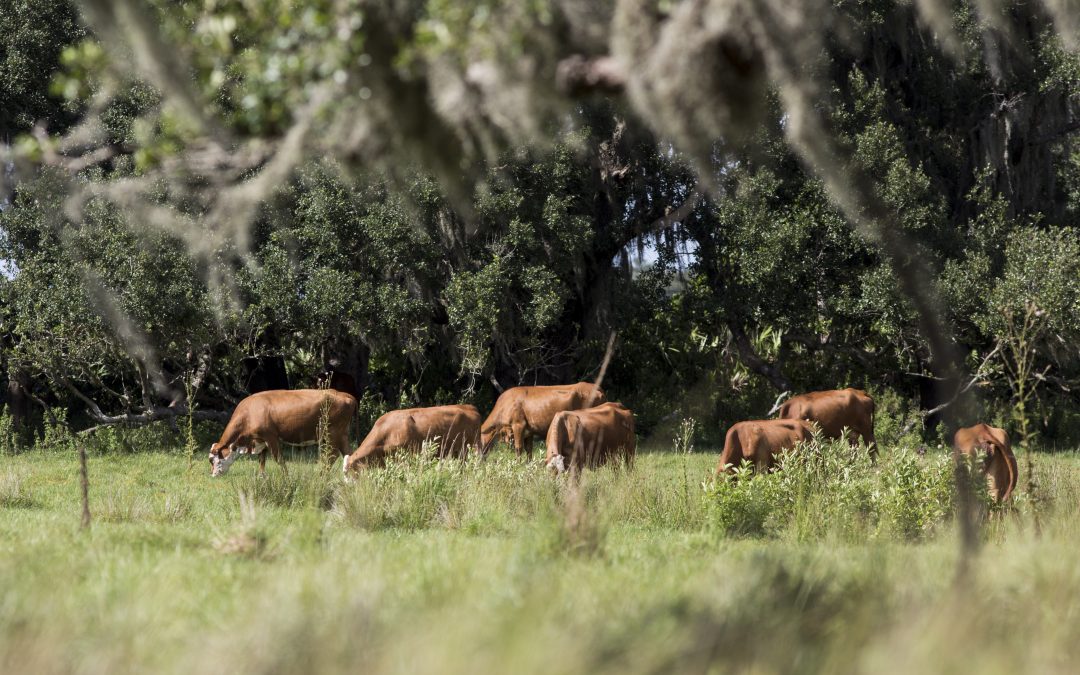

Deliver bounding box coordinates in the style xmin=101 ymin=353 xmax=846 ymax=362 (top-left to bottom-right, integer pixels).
xmin=206 ymin=384 xmax=1018 ymax=501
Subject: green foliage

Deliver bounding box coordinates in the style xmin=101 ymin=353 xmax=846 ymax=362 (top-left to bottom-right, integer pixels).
xmin=4 ymin=0 xmax=1080 ymax=446
xmin=40 ymin=408 xmax=75 ymax=453
xmin=236 ymin=467 xmax=336 ymax=512
xmin=705 ymin=439 xmax=961 ymax=541
xmin=0 ymin=0 xmax=83 ymax=136
xmin=989 ymin=229 xmax=1080 ymax=342
xmin=707 ymin=462 xmax=787 ymax=536
xmin=871 ymin=386 xmax=933 ymax=448
xmin=0 ymin=406 xmax=19 ymax=456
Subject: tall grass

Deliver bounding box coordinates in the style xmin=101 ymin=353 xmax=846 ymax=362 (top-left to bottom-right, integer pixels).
xmin=704 ymin=437 xmax=1002 ymax=541
xmin=0 ymin=468 xmax=37 ymax=508
xmin=2 ymin=441 xmax=1079 ymax=674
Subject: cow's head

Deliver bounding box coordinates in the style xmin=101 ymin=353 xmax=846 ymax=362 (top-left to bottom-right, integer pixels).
xmin=479 ymin=429 xmax=495 ymax=456
xmin=209 ymin=442 xmax=242 ymax=477
xmin=479 ymin=427 xmax=511 ymax=457
xmin=342 ymin=453 xmax=356 ymax=479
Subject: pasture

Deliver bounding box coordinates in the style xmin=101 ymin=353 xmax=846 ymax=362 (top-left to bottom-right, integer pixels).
xmin=4 ymin=436 xmax=1080 ymax=674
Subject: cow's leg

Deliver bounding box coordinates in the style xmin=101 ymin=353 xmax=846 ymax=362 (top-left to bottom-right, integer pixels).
xmin=856 ymin=423 xmax=878 ymax=461
xmin=332 ymin=427 xmax=350 ymax=458
xmin=267 ymin=438 xmax=287 ymax=475
xmin=511 ymin=422 xmax=529 ymax=459
xmin=865 ymin=426 xmax=878 ymax=461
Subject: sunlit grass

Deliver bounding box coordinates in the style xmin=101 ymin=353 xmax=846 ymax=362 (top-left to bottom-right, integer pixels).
xmin=0 ymin=442 xmax=1078 ymax=674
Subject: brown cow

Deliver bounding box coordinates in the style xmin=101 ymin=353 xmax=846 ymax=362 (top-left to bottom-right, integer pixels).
xmin=779 ymin=388 xmax=876 ymax=456
xmin=480 ymin=382 xmax=606 ymax=458
xmin=343 ymin=404 xmax=483 ymax=472
xmin=209 ymin=389 xmax=357 ymax=477
xmin=953 ymin=423 xmax=1018 ymax=502
xmin=544 ymin=402 xmax=636 ymax=473
xmin=715 ymin=419 xmax=816 ymax=475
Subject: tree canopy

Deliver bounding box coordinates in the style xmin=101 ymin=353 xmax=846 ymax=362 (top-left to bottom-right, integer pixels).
xmin=0 ymin=0 xmax=1078 ymax=443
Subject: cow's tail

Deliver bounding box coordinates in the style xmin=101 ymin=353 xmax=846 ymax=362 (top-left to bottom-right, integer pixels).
xmin=865 ymin=393 xmax=878 ymax=458
xmin=546 ymin=412 xmax=569 ymax=471
xmin=718 ymin=425 xmax=741 ymax=475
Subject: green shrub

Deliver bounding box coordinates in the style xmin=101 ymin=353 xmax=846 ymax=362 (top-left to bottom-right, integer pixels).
xmin=705 ymin=438 xmax=961 ymax=541
xmin=705 ymin=462 xmax=787 ymax=536
xmin=870 ymin=387 xmax=928 ymax=447
xmin=0 ymin=406 xmax=18 ymax=456
xmin=40 ymin=408 xmax=75 ymax=453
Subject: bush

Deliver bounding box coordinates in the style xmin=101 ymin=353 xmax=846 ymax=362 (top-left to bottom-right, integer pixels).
xmin=870 ymin=387 xmax=929 ymax=448
xmin=704 ymin=438 xmax=960 ymax=541
xmin=706 ymin=462 xmax=787 ymax=536
xmin=0 ymin=406 xmax=19 ymax=455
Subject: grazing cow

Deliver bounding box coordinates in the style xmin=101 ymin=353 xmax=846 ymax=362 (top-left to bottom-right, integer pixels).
xmin=544 ymin=402 xmax=636 ymax=473
xmin=716 ymin=419 xmax=816 ymax=475
xmin=209 ymin=389 xmax=357 ymax=477
xmin=779 ymin=388 xmax=876 ymax=456
xmin=481 ymin=382 xmax=606 ymax=458
xmin=953 ymin=423 xmax=1018 ymax=502
xmin=343 ymin=404 xmax=483 ymax=472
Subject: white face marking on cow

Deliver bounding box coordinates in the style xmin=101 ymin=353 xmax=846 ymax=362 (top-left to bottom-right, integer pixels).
xmin=210 ymin=448 xmax=242 ymax=477
xmin=548 ymin=454 xmax=566 ymax=473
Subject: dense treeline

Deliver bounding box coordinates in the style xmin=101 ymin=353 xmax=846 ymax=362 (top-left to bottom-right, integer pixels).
xmin=1 ymin=0 xmax=1079 ymax=445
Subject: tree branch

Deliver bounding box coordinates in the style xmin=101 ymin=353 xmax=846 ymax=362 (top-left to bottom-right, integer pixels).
xmin=632 ymin=189 xmax=703 ymax=238
xmin=77 ymin=407 xmax=231 ymax=436
xmin=767 ymin=390 xmax=792 ymax=416
xmin=556 ymin=55 xmax=627 ymax=96
xmin=728 ymin=323 xmax=792 ymax=392
xmin=785 ymin=332 xmax=877 ymax=370
xmin=57 ymin=375 xmax=108 ymax=421
xmin=901 ymin=344 xmax=1002 ymax=434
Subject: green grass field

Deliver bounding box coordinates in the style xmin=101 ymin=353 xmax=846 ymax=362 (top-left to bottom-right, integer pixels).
xmin=3 ymin=441 xmax=1080 ymax=674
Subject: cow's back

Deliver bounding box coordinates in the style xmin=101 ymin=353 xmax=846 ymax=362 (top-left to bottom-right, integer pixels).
xmin=518 ymin=383 xmax=603 ymax=428
xmin=546 ymin=403 xmax=633 ymax=470
xmin=364 ymin=404 xmax=481 ymax=457
xmin=413 ymin=404 xmax=483 ymax=455
xmin=485 ymin=382 xmax=603 ymax=431
xmin=717 ymin=419 xmax=812 ymax=474
xmin=780 ymin=388 xmax=873 ymax=439
xmin=229 ymin=389 xmax=352 ymax=443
